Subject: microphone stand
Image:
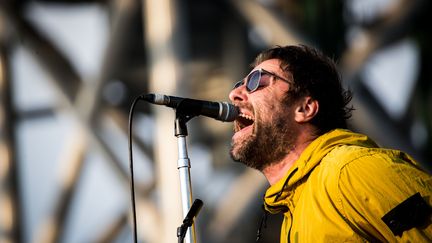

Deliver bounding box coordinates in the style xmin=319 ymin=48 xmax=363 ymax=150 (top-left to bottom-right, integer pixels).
xmin=174 ymin=109 xmax=199 ymax=243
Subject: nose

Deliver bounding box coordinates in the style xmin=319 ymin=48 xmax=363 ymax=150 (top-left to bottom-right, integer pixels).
xmin=229 ymin=83 xmax=248 ymax=104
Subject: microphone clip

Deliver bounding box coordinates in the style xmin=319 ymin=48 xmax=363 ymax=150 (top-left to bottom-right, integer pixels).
xmin=177 ymin=199 xmax=204 ymax=243
xmin=175 ymin=107 xmax=194 ymax=137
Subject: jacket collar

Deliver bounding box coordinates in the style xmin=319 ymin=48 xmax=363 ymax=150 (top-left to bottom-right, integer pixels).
xmin=263 ymin=129 xmax=378 ymax=214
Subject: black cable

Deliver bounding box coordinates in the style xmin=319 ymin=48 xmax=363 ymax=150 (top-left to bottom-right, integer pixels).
xmin=128 ymin=95 xmax=143 ymax=243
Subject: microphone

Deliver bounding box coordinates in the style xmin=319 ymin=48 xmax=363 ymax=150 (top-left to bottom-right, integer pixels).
xmin=141 ymin=93 xmax=239 ymax=122
xmin=183 ymin=199 xmax=204 ymax=225
xmin=177 ymin=199 xmax=204 ymax=242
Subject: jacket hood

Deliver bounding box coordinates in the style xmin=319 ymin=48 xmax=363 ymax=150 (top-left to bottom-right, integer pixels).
xmin=263 ymin=129 xmax=379 ymax=214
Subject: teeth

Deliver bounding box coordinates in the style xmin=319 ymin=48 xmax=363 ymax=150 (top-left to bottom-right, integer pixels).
xmin=239 ymin=113 xmax=254 ymax=121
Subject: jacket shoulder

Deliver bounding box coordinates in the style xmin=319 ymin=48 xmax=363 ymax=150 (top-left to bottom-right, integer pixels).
xmin=316 ymin=145 xmax=432 ymax=241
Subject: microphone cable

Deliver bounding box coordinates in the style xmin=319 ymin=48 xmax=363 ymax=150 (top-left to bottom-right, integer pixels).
xmin=128 ymin=95 xmax=144 ymax=243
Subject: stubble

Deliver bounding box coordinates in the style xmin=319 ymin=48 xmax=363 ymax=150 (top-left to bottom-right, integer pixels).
xmin=230 ymin=104 xmax=298 ymax=171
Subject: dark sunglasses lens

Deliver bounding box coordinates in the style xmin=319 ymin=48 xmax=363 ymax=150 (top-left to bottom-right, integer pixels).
xmin=247 ymin=70 xmax=261 ymax=92
xmin=233 ymin=80 xmax=243 ymax=89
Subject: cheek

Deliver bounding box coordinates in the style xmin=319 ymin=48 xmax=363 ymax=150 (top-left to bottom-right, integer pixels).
xmin=255 ymin=94 xmax=282 ymax=113
xmin=252 ymin=88 xmax=289 ymax=119
xmin=254 ymin=102 xmax=277 ymax=126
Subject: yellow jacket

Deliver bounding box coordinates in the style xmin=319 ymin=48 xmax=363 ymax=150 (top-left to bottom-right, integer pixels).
xmin=264 ymin=129 xmax=432 ymax=242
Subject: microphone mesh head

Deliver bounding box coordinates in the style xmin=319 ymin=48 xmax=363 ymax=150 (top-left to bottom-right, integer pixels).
xmin=220 ymin=102 xmax=239 ymax=122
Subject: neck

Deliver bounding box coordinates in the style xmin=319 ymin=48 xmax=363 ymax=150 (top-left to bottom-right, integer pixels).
xmin=262 ymin=148 xmax=302 ymax=185
xmin=262 ymin=130 xmax=317 ymax=185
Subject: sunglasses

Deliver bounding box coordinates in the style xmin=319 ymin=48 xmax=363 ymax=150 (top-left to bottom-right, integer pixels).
xmin=233 ymin=68 xmax=291 ymax=93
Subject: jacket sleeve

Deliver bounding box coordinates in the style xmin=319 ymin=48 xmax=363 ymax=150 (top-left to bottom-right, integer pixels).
xmin=335 ymin=149 xmax=432 ymax=242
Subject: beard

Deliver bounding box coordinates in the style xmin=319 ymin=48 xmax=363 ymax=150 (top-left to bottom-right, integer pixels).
xmin=230 ymin=104 xmax=298 ymax=171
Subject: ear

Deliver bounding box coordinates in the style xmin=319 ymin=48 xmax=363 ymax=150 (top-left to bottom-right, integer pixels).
xmin=294 ymin=97 xmax=319 ymax=123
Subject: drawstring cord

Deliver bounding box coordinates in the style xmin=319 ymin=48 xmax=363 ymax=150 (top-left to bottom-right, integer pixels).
xmin=275 ymin=167 xmax=298 ymax=202
xmin=256 ymin=205 xmax=269 ymax=242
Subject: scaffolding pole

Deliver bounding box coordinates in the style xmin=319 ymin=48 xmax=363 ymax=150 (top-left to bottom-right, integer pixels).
xmin=143 ymin=0 xmax=189 ymax=242
xmin=0 ymin=26 xmax=22 ymax=243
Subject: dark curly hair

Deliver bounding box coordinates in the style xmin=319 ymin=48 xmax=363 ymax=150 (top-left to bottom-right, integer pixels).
xmin=253 ymin=45 xmax=353 ymax=134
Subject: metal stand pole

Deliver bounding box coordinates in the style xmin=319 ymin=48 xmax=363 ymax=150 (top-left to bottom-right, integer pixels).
xmin=175 ymin=114 xmax=196 ymax=243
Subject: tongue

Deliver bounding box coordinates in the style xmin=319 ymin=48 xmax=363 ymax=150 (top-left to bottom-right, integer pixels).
xmin=233 ymin=125 xmax=253 ymax=140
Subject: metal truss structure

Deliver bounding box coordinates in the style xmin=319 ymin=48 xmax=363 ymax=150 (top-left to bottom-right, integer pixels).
xmin=0 ymin=0 xmax=430 ymax=242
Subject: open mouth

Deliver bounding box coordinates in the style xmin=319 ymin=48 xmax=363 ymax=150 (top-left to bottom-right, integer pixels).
xmin=235 ymin=113 xmax=255 ymax=133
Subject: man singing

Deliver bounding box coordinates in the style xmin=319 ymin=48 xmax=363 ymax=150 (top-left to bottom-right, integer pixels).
xmin=229 ymin=45 xmax=432 ymax=242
